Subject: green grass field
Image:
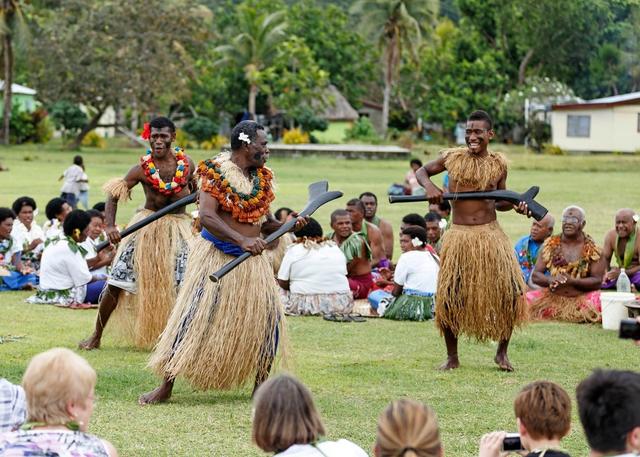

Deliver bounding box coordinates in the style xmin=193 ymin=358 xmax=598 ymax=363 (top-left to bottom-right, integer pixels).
xmin=1 ymin=142 xmax=640 ymax=456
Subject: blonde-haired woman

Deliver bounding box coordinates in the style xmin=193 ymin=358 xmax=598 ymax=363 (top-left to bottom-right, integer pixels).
xmin=252 ymin=374 xmax=367 ymax=456
xmin=375 ymin=399 xmax=443 ymax=457
xmin=0 ymin=348 xmax=118 ymax=456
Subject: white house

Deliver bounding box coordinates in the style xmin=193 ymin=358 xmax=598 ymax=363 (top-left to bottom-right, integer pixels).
xmin=551 ymin=91 xmax=640 ymax=152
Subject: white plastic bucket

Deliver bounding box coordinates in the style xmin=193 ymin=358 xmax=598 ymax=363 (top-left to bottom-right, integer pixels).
xmin=601 ymin=292 xmax=635 ymax=330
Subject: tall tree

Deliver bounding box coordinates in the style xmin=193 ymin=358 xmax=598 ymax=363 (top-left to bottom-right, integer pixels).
xmin=351 ymin=0 xmax=438 ymax=134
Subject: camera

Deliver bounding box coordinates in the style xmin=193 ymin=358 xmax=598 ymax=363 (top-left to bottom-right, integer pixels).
xmin=502 ymin=433 xmax=523 ymax=452
xmin=619 ymin=318 xmax=640 ymax=340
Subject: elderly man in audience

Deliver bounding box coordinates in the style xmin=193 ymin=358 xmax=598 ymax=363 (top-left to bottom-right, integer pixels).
xmin=330 ymin=209 xmax=373 ymax=299
xmin=528 ymin=206 xmax=605 ymax=323
xmin=277 ymin=218 xmax=353 ymax=316
xmin=11 ymin=197 xmax=44 ymax=274
xmin=0 ymin=378 xmax=26 ymax=432
xmin=346 ymin=198 xmax=387 ymax=268
xmin=515 ymin=214 xmax=555 ymax=287
xmin=360 ymin=191 xmax=394 ymax=260
xmin=0 ymin=208 xmax=37 ymax=291
xmin=601 ymin=208 xmax=640 ymax=290
xmin=424 ymin=212 xmax=443 ymax=253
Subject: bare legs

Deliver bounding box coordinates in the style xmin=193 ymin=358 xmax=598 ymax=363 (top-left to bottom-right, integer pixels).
xmin=78 ymin=284 xmax=121 ymax=350
xmin=439 ymin=326 xmax=514 ymax=372
xmin=139 ymin=377 xmax=175 ymax=405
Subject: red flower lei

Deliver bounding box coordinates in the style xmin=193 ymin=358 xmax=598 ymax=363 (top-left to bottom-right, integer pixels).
xmin=140 ymin=147 xmax=189 ymax=196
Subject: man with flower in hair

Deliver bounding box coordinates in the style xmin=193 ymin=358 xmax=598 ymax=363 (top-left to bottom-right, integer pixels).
xmin=140 ymin=120 xmax=306 ymax=404
xmin=416 ymin=109 xmax=529 ymax=371
xmin=528 ymin=206 xmax=606 ymax=323
xmin=601 ymin=208 xmax=640 ymax=290
xmin=79 ymin=116 xmax=196 ymax=350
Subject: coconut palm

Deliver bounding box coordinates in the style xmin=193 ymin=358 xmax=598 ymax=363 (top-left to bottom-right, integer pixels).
xmin=214 ymin=7 xmax=287 ymax=117
xmin=351 ymin=0 xmax=437 ymax=134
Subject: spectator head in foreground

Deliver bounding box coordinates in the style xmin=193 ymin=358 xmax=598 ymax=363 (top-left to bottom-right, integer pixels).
xmin=577 ymin=369 xmax=640 ymax=456
xmin=375 ymin=399 xmax=442 ymax=457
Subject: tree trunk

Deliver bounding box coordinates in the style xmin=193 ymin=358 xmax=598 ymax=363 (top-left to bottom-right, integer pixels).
xmin=68 ymin=109 xmax=104 ymax=150
xmin=248 ymin=83 xmax=258 ymax=118
xmin=518 ymin=49 xmax=534 ymax=85
xmin=382 ymin=80 xmax=391 ymax=136
xmin=2 ymin=31 xmax=12 ymax=145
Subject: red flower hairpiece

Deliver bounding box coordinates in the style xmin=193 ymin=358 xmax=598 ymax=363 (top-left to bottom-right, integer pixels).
xmin=141 ymin=122 xmax=151 ymax=140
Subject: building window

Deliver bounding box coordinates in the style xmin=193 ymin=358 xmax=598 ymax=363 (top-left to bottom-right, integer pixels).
xmin=637 ymin=113 xmax=640 ymax=132
xmin=567 ymin=115 xmax=590 ymax=137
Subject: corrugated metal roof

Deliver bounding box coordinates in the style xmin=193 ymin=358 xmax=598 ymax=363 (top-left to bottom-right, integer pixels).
xmin=0 ymin=81 xmax=36 ymax=95
xmin=586 ymin=91 xmax=640 ymax=104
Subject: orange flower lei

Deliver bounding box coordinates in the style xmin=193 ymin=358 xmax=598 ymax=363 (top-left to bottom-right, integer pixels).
xmin=198 ymin=159 xmax=275 ymax=224
xmin=541 ymin=234 xmax=601 ymax=278
xmin=140 ymin=147 xmax=189 ymax=196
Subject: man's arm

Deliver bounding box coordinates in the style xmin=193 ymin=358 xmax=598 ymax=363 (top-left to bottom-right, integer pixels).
xmin=415 ymin=156 xmax=446 ymax=203
xmin=379 ymin=219 xmax=394 ymax=260
xmin=277 ymin=279 xmax=290 ymax=291
xmin=531 ymin=253 xmax=552 ymax=288
xmin=368 ymin=224 xmax=385 ymax=267
xmin=391 ymin=282 xmax=403 ymax=297
xmin=104 ymin=165 xmax=142 ymax=244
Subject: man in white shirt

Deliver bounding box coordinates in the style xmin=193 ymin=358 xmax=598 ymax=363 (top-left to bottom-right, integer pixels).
xmin=58 ymin=155 xmax=85 ymax=209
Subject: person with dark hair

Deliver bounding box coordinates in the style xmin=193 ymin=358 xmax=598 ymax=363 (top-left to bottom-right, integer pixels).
xmin=252 ymin=374 xmax=368 ymax=456
xmin=277 ymin=217 xmax=353 ymax=317
xmin=79 ymin=115 xmax=196 ymax=351
xmin=11 ymin=196 xmax=44 ymax=272
xmin=401 ymin=213 xmax=427 ymax=231
xmin=43 ymin=198 xmax=72 ymax=241
xmin=404 ymin=158 xmax=425 ymax=196
xmin=360 ymin=192 xmax=394 ymax=260
xmin=416 ymin=109 xmax=529 ymax=371
xmin=0 ymin=208 xmax=37 ymax=291
xmin=58 ymin=155 xmax=84 ymax=209
xmin=140 ymin=120 xmax=306 ymax=404
xmin=345 ymin=198 xmax=387 ymax=268
xmin=81 ymin=209 xmax=113 ymax=278
xmin=576 ymin=369 xmax=640 ymax=456
xmin=329 ymin=209 xmax=373 ymax=299
xmin=92 ymin=202 xmax=106 ymax=218
xmin=274 ymin=207 xmax=293 ymax=223
xmin=27 ymin=210 xmax=109 ymax=307
xmin=424 ymin=212 xmax=443 ymax=253
xmin=515 ymin=214 xmax=555 ymax=286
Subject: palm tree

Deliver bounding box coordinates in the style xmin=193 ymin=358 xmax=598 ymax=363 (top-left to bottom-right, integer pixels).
xmin=214 ymin=7 xmax=287 ymax=117
xmin=351 ymin=0 xmax=437 ymax=134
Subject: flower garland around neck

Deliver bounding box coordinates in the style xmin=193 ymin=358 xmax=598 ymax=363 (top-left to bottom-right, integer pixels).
xmin=198 ymin=158 xmax=275 ymax=224
xmin=542 ymin=234 xmax=600 ymax=278
xmin=44 ymin=234 xmax=88 ymax=257
xmin=140 ymin=147 xmax=189 ymax=196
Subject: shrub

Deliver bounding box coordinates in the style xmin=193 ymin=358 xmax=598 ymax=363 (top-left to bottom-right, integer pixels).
xmin=542 ymin=144 xmax=565 ymax=155
xmin=344 ymin=117 xmax=378 ymax=141
xmin=81 ymin=130 xmax=106 ymax=148
xmin=283 ymin=128 xmax=310 ymax=144
xmin=182 ymin=117 xmax=218 ymax=143
xmin=174 ymin=129 xmax=189 ymax=148
xmin=0 ymin=106 xmax=52 ymax=144
xmin=48 ymin=101 xmax=87 ymax=138
xmin=295 ymin=107 xmax=328 ymax=133
xmin=200 ymin=134 xmax=228 ymax=150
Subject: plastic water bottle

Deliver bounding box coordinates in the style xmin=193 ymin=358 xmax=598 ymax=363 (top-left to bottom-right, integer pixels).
xmin=617 ymin=268 xmax=631 ymax=293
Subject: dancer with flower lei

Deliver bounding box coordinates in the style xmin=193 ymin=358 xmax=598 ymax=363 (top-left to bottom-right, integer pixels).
xmin=140 ymin=120 xmax=307 ymax=405
xmin=79 ymin=116 xmax=197 ymax=351
xmin=528 ymin=206 xmax=606 ymax=323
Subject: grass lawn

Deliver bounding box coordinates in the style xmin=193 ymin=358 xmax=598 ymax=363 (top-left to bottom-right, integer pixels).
xmin=0 ymin=142 xmax=640 ymax=456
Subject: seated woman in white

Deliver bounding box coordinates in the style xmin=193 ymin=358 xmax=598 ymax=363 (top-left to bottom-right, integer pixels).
xmin=277 ymin=218 xmax=353 ymax=316
xmin=11 ymin=196 xmax=45 ymax=273
xmin=383 ymin=226 xmax=439 ymax=321
xmin=80 ymin=210 xmax=114 ymax=279
xmin=42 ymin=197 xmax=72 ymax=241
xmin=27 ymin=210 xmax=110 ymax=307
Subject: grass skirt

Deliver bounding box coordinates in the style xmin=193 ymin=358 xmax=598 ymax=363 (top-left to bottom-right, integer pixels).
xmin=109 ymin=210 xmax=192 ymax=349
xmin=148 ymin=236 xmax=283 ymax=390
xmin=526 ymin=289 xmax=601 ymax=323
xmin=436 ymin=221 xmax=527 ymax=341
xmin=384 ymin=294 xmax=433 ymax=321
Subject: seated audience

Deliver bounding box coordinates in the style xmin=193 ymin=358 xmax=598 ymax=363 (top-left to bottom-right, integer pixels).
xmin=375 ymin=399 xmax=442 ymax=457
xmin=576 ymin=369 xmax=640 ymax=456
xmin=382 ymin=227 xmax=439 ymax=321
xmin=43 ymin=197 xmax=72 ymax=240
xmin=346 ymin=198 xmax=387 ymax=268
xmin=278 ymin=218 xmax=353 ymax=316
xmin=401 ymin=213 xmax=426 ymax=232
xmin=329 ymin=209 xmax=372 ymax=299
xmin=430 ymin=201 xmax=451 ymax=224
xmin=360 ymin=192 xmax=394 ymax=260
xmin=528 ymin=206 xmax=605 ymax=323
xmin=425 ymin=212 xmax=443 ymax=253
xmin=0 ymin=208 xmax=37 ymax=291
xmin=404 ymin=158 xmax=425 ymax=196
xmin=252 ymin=374 xmax=368 ymax=456
xmin=81 ymin=210 xmax=113 ymax=278
xmin=515 ymin=214 xmax=555 ymax=286
xmin=0 ymin=348 xmax=118 ymax=456
xmin=274 ymin=207 xmax=294 ymax=223
xmin=27 ymin=210 xmax=109 ymax=307
xmin=11 ymin=196 xmax=44 ymax=273
xmin=0 ymin=378 xmax=26 ymax=432
xmin=602 ymin=208 xmax=640 ymax=290
xmin=92 ymin=202 xmax=106 ymax=219
xmin=479 ymin=380 xmax=572 ymax=457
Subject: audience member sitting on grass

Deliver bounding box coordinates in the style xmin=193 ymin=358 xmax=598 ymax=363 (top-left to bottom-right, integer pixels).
xmin=601 ymin=208 xmax=640 ymax=290
xmin=346 ymin=198 xmax=388 ymax=268
xmin=515 ymin=214 xmax=555 ymax=287
xmin=375 ymin=399 xmax=442 ymax=457
xmin=0 ymin=348 xmax=118 ymax=456
xmin=330 ymin=209 xmax=373 ymax=299
xmin=274 ymin=206 xmax=294 ymax=223
xmin=360 ymin=191 xmax=394 ymax=260
xmin=528 ymin=206 xmax=605 ymax=323
xmin=81 ymin=210 xmax=114 ymax=279
xmin=252 ymin=374 xmax=368 ymax=457
xmin=401 ymin=213 xmax=426 ymax=231
xmin=92 ymin=201 xmax=106 ymax=219
xmin=577 ymin=369 xmax=640 ymax=457
xmin=425 ymin=212 xmax=443 ymax=253
xmin=43 ymin=197 xmax=72 ymax=241
xmin=11 ymin=196 xmax=44 ymax=273
xmin=277 ymin=217 xmax=353 ymax=316
xmin=0 ymin=378 xmax=26 ymax=433
xmin=0 ymin=208 xmax=37 ymax=291
xmin=27 ymin=210 xmax=109 ymax=308
xmin=381 ymin=227 xmax=439 ymax=321
xmin=429 ymin=201 xmax=451 ymax=228
xmin=479 ymin=380 xmax=572 ymax=457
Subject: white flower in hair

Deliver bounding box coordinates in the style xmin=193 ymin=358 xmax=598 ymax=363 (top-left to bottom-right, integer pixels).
xmin=238 ymin=132 xmax=251 ymax=144
xmin=411 ymin=237 xmax=423 ymax=247
xmin=634 ymin=214 xmax=639 ymax=223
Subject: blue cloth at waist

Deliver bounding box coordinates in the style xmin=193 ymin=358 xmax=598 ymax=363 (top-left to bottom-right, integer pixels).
xmin=201 ymin=228 xmax=245 ymax=257
xmin=403 ymin=289 xmax=434 ymax=297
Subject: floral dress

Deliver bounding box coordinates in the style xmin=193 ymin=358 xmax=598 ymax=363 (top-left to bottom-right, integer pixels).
xmin=0 ymin=429 xmax=109 ymax=456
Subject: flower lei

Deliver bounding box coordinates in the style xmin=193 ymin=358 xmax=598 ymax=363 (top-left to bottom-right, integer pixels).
xmin=140 ymin=147 xmax=189 ymax=196
xmin=198 ymin=159 xmax=275 ymax=224
xmin=541 ymin=234 xmax=601 ymax=278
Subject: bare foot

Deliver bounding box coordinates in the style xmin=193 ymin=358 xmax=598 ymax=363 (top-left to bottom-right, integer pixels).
xmin=139 ymin=384 xmax=173 ymax=405
xmin=78 ymin=334 xmax=101 ymax=351
xmin=438 ymin=357 xmax=460 ymax=370
xmin=21 ymin=283 xmax=35 ymax=291
xmin=494 ymin=354 xmax=514 ymax=372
